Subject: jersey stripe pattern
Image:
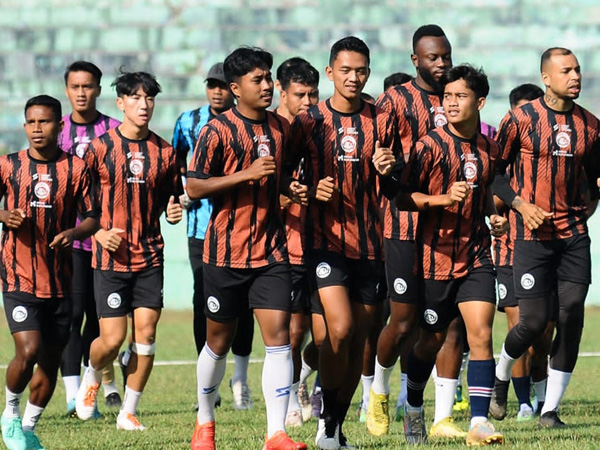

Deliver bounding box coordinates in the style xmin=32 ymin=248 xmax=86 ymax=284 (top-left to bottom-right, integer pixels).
xmin=289 ymin=99 xmax=399 ymax=261
xmin=58 ymin=112 xmax=120 ymax=251
xmin=84 ymin=128 xmax=182 ymax=272
xmin=495 ymin=97 xmax=600 ymax=241
xmin=0 ymin=150 xmax=95 ymax=297
xmin=376 ymin=80 xmax=447 ymax=241
xmin=404 ymin=125 xmax=499 ymax=280
xmin=187 ymin=108 xmax=289 ymax=269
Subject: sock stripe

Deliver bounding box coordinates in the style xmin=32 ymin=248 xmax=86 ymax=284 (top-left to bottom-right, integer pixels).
xmin=407 ymin=379 xmax=428 ymax=391
xmin=204 ymin=345 xmax=226 ymax=361
xmin=468 ymin=386 xmax=493 ymax=397
xmin=265 ymin=344 xmax=291 ymax=354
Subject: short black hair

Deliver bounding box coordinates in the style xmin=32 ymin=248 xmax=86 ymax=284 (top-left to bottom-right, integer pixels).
xmin=509 ymin=83 xmax=544 ymax=108
xmin=412 ymin=24 xmax=446 ymax=53
xmin=111 ymin=71 xmax=161 ymax=97
xmin=443 ymin=64 xmax=489 ymax=98
xmin=540 ymin=47 xmax=573 ymax=72
xmin=64 ymin=61 xmax=102 ymax=86
xmin=383 ymin=72 xmax=412 ymax=91
xmin=276 ymin=57 xmax=319 ymax=91
xmin=25 ymin=95 xmax=62 ymax=121
xmin=224 ymin=46 xmax=273 ymax=84
xmin=329 ymin=36 xmax=370 ymax=66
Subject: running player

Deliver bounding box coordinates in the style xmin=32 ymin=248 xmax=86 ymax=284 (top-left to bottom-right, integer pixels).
xmin=274 ymin=56 xmax=321 ymax=427
xmin=383 ymin=73 xmax=412 ymax=91
xmin=75 ymin=71 xmax=184 ymax=432
xmin=368 ymin=24 xmax=465 ymax=439
xmin=187 ymin=46 xmax=307 ymax=450
xmin=491 ymin=47 xmax=600 ymax=428
xmin=399 ymin=64 xmax=505 ymax=446
xmin=59 ymin=60 xmax=122 ymax=415
xmin=286 ymin=36 xmax=400 ymax=449
xmin=1 ymin=95 xmax=97 ymax=450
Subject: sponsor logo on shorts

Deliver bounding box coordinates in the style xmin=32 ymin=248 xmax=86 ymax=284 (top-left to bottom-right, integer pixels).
xmin=316 ymin=262 xmax=331 ymax=279
xmin=424 ymin=308 xmax=438 ymax=325
xmin=207 ymin=296 xmax=220 ymax=313
xmin=393 ymin=277 xmax=407 ymax=295
xmin=107 ymin=293 xmax=122 ymax=309
xmin=520 ymin=273 xmax=535 ymax=290
xmin=12 ymin=306 xmax=27 ymax=323
xmin=498 ymin=283 xmax=507 ymax=300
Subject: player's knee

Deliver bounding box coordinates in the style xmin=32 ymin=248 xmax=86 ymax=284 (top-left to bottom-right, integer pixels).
xmin=15 ymin=342 xmax=39 ymax=367
xmin=327 ymin=321 xmax=353 ymax=349
xmin=132 ymin=342 xmax=156 ymax=356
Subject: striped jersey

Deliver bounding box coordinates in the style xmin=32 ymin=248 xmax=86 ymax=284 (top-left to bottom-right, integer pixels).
xmin=376 ymin=80 xmax=447 ymax=241
xmin=58 ymin=112 xmax=120 ymax=251
xmin=187 ymin=108 xmax=289 ymax=269
xmin=0 ymin=150 xmax=95 ymax=297
xmin=84 ymin=128 xmax=182 ymax=272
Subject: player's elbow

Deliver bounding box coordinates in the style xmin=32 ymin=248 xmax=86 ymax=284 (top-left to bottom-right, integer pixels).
xmin=186 ymin=178 xmax=206 ymax=200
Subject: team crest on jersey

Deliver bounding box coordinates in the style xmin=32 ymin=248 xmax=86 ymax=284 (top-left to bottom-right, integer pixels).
xmin=34 ymin=181 xmax=51 ymax=200
xmin=316 ymin=262 xmax=331 ymax=279
xmin=553 ymin=125 xmax=573 ymax=156
xmin=433 ymin=107 xmax=447 ymax=127
xmin=520 ymin=273 xmax=535 ymax=290
xmin=341 ymin=135 xmax=357 ymax=153
xmin=107 ymin=293 xmax=122 ymax=309
xmin=129 ymin=159 xmax=144 ymax=175
xmin=254 ymin=135 xmax=271 ymax=157
xmin=424 ymin=308 xmax=438 ymax=325
xmin=126 ymin=152 xmax=146 ymax=184
xmin=31 ymin=174 xmax=53 ymax=209
xmin=12 ymin=306 xmax=27 ymax=323
xmin=393 ymin=278 xmax=407 ymax=295
xmin=74 ymin=136 xmax=91 ymax=158
xmin=498 ymin=283 xmax=507 ymax=300
xmin=207 ymin=296 xmax=220 ymax=313
xmin=338 ymin=127 xmax=360 ymax=162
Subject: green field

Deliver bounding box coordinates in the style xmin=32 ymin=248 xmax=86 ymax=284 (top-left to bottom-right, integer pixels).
xmin=1 ymin=308 xmax=600 ymax=449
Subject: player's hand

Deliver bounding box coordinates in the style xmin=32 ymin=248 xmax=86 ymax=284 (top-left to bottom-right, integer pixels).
xmin=1 ymin=209 xmax=26 ymax=229
xmin=179 ymin=192 xmax=192 ymax=210
xmin=49 ymin=229 xmax=75 ymax=250
xmin=372 ymin=140 xmax=396 ymax=176
xmin=95 ymin=227 xmax=125 ymax=252
xmin=245 ymin=156 xmax=276 ymax=181
xmin=445 ymin=181 xmax=471 ymax=206
xmin=288 ymin=181 xmax=309 ymax=206
xmin=513 ymin=198 xmax=553 ymax=230
xmin=312 ymin=176 xmax=336 ymax=202
xmin=166 ymin=196 xmax=183 ymax=224
xmin=489 ymin=214 xmax=508 ymax=237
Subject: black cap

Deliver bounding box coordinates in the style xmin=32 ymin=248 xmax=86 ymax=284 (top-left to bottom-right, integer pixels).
xmin=205 ymin=63 xmax=226 ymax=84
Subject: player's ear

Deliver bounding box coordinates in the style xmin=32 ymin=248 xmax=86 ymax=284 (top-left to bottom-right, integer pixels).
xmin=229 ymin=81 xmax=241 ymax=99
xmin=477 ymin=97 xmax=486 ymax=111
xmin=325 ymin=65 xmax=333 ymax=82
xmin=541 ymin=71 xmax=551 ymax=88
xmin=116 ymin=96 xmax=125 ymax=112
xmin=410 ymin=53 xmax=418 ymax=69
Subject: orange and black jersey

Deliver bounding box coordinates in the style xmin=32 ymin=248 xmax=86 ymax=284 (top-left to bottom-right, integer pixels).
xmin=187 ymin=108 xmax=289 ymax=269
xmin=376 ymin=80 xmax=447 ymax=241
xmin=492 ymin=210 xmax=514 ymax=267
xmin=288 ymin=99 xmax=401 ymax=261
xmin=84 ymin=128 xmax=182 ymax=272
xmin=493 ymin=97 xmax=600 ymax=241
xmin=403 ymin=125 xmax=499 ymax=280
xmin=0 ymin=150 xmax=95 ymax=298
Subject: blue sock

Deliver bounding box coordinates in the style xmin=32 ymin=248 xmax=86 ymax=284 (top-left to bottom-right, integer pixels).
xmin=512 ymin=375 xmax=532 ymax=406
xmin=406 ymin=351 xmax=434 ymax=408
xmin=467 ymin=359 xmax=495 ymax=419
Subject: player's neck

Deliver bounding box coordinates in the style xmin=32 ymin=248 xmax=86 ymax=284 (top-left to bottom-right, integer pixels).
xmin=415 ymin=76 xmax=440 ymax=94
xmin=544 ymin=93 xmax=573 ymax=112
xmin=330 ymin=92 xmax=362 ymax=114
xmin=274 ymin=105 xmax=293 ymax=123
xmin=448 ymin=119 xmax=478 ymax=140
xmin=118 ymin=122 xmax=150 ymax=140
xmin=209 ymin=106 xmax=228 ymax=117
xmin=71 ymin=109 xmax=100 ymax=124
xmin=236 ymin=103 xmax=266 ymax=122
xmin=28 ymin=145 xmax=62 ymax=162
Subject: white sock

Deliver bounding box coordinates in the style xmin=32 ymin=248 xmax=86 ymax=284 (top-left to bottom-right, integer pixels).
xmin=232 ymin=354 xmax=250 ymax=385
xmin=495 ymin=345 xmax=517 ymax=382
xmin=540 ymin=367 xmax=571 ymax=414
xmin=397 ymin=372 xmax=408 ymax=407
xmin=21 ymin=402 xmax=44 ymax=432
xmin=361 ymin=375 xmax=374 ymax=407
xmin=4 ymin=388 xmax=22 ymax=418
xmin=103 ymin=382 xmax=119 ymax=397
xmin=121 ymin=347 xmax=132 ymax=366
xmin=433 ymin=377 xmax=458 ymax=425
xmin=63 ymin=375 xmax=80 ymax=403
xmin=470 ymin=415 xmax=487 ymax=428
xmin=84 ymin=361 xmax=103 ymax=385
xmin=120 ymin=386 xmax=143 ymax=416
xmin=372 ymin=358 xmax=393 ymax=395
xmin=263 ymin=345 xmax=292 ymax=438
xmin=533 ymin=378 xmax=547 ymax=402
xmin=288 ymin=381 xmax=302 ymax=413
xmin=458 ymin=352 xmax=469 ymax=387
xmin=299 ymin=359 xmax=314 ymax=385
xmin=196 ymin=345 xmax=227 ymax=424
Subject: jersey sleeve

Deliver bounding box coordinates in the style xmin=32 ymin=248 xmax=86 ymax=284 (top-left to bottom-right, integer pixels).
xmin=492 ymin=111 xmax=520 ymax=205
xmin=172 ymin=113 xmax=190 ymax=172
xmin=187 ymin=124 xmax=223 ymax=179
xmin=402 ymin=140 xmax=433 ymax=193
xmin=76 ymin=164 xmax=97 ymax=219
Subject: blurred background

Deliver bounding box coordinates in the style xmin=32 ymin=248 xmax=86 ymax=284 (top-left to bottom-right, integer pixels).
xmin=1 ymin=0 xmax=600 ymax=306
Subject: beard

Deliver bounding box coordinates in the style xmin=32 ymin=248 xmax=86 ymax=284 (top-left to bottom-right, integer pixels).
xmin=419 ymin=66 xmax=445 ymax=93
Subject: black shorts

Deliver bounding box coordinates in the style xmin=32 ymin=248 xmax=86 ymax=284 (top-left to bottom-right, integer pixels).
xmin=290 ymin=264 xmax=310 ymax=314
xmin=513 ymin=234 xmax=591 ymax=299
xmin=94 ymin=267 xmax=164 ymax=318
xmin=307 ymin=250 xmax=383 ymax=314
xmin=496 ymin=265 xmax=516 ymax=312
xmin=421 ymin=264 xmax=497 ymax=332
xmin=384 ymin=239 xmax=420 ymax=303
xmin=3 ymin=292 xmax=71 ymax=344
xmin=72 ymin=249 xmax=93 ymax=296
xmin=202 ymin=262 xmax=292 ymax=322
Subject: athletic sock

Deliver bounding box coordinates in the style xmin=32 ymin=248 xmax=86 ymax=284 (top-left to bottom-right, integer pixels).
xmin=533 ymin=378 xmax=547 ymax=403
xmin=540 ymin=367 xmax=571 ymax=414
xmin=263 ymin=345 xmax=293 ymax=438
xmin=397 ymin=372 xmax=408 ymax=407
xmin=103 ymin=381 xmax=119 ymax=397
xmin=467 ymin=359 xmax=495 ymax=420
xmin=372 ymin=358 xmax=393 ymax=395
xmin=406 ymin=351 xmax=434 ymax=408
xmin=299 ymin=359 xmax=314 ymax=385
xmin=232 ymin=354 xmax=250 ymax=385
xmin=361 ymin=375 xmax=374 ymax=407
xmin=63 ymin=375 xmax=80 ymax=403
xmin=4 ymin=388 xmax=22 ymax=418
xmin=196 ymin=344 xmax=227 ymax=424
xmin=511 ymin=375 xmax=532 ymax=407
xmin=21 ymin=402 xmax=44 ymax=432
xmin=288 ymin=381 xmax=302 ymax=413
xmin=433 ymin=377 xmax=458 ymax=425
xmin=495 ymin=344 xmax=517 ymax=382
xmin=84 ymin=362 xmax=103 ymax=385
xmin=120 ymin=386 xmax=142 ymax=416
